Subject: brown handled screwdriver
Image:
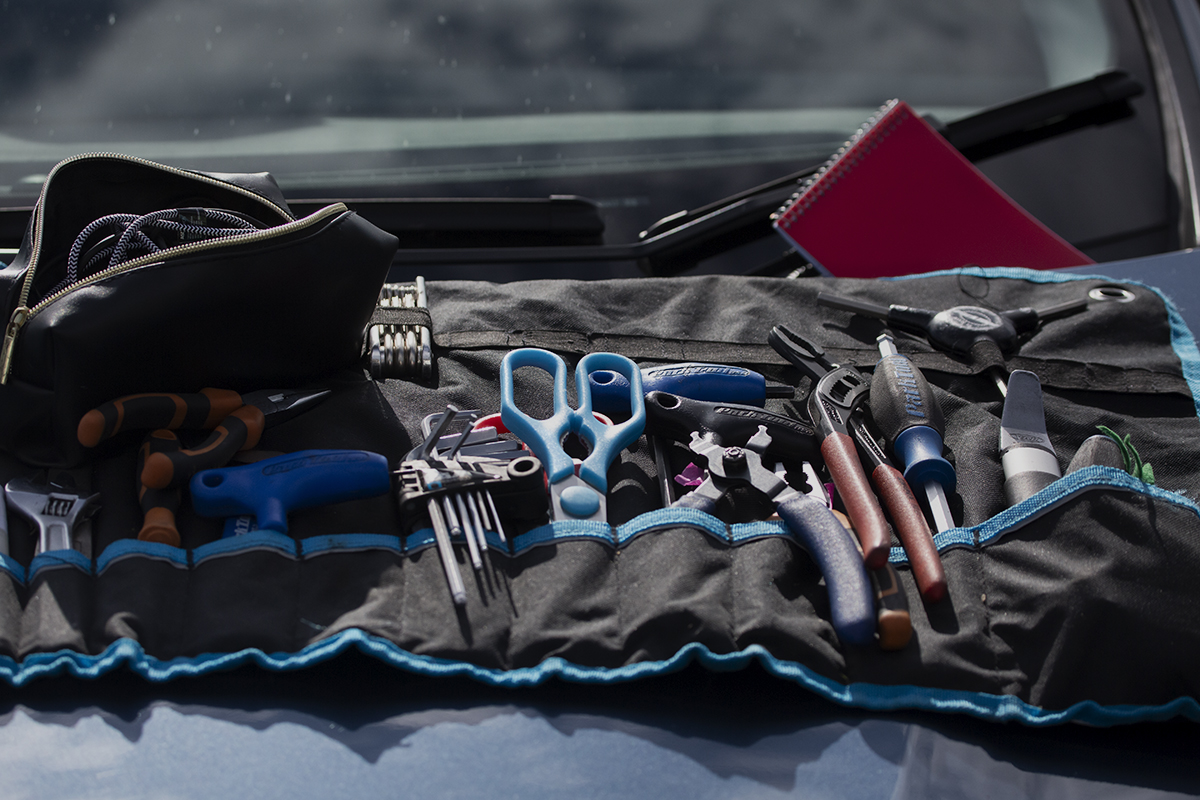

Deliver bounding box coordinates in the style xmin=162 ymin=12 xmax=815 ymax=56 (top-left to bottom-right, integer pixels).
xmin=768 ymin=325 xmax=892 ymax=569
xmin=137 ymin=429 xmax=183 ymax=546
xmin=849 ymin=415 xmax=947 ymax=602
xmin=79 ymin=387 xmax=331 ymax=489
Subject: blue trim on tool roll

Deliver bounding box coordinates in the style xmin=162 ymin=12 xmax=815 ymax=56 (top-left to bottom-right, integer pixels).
xmin=300 ymin=533 xmax=402 ymax=557
xmin=0 ymin=480 xmax=1195 ymax=724
xmin=6 ymin=471 xmax=1184 ymax=582
xmin=96 ymin=540 xmax=189 ymax=574
xmin=893 ymin=467 xmax=1199 ymax=563
xmin=193 ymin=529 xmax=298 ymax=565
xmin=27 ymin=549 xmax=92 ymax=580
xmin=616 ymin=506 xmax=728 ymax=545
xmin=0 ymin=630 xmax=1194 ymax=726
xmin=509 ymin=519 xmax=614 ymax=554
xmin=0 ymin=554 xmax=25 ymax=584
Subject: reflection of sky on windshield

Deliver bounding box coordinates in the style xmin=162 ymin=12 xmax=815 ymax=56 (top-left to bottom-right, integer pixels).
xmin=2 ymin=0 xmax=1112 ymax=137
xmin=0 ymin=705 xmax=901 ymax=800
xmin=0 ymin=0 xmax=1117 ymax=213
xmin=0 ymin=703 xmax=1192 ymax=800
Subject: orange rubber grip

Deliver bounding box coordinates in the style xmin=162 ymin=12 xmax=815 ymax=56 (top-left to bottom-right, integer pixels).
xmin=870 ymin=463 xmax=947 ymax=602
xmin=137 ymin=429 xmax=182 ymax=547
xmin=821 ymin=431 xmax=892 ymax=569
xmin=78 ymin=387 xmax=243 ymax=447
xmin=141 ymin=405 xmax=266 ymax=489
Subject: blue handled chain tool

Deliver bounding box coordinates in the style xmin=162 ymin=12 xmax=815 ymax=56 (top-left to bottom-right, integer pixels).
xmin=500 ymin=349 xmax=646 ymax=522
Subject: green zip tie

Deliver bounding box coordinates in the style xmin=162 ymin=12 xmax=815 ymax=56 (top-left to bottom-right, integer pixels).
xmin=1097 ymin=425 xmax=1155 ymax=485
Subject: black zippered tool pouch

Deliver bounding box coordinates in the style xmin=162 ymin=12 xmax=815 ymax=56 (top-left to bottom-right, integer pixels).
xmin=0 ymin=154 xmax=399 ymax=467
xmin=0 ymin=236 xmax=1196 ymax=726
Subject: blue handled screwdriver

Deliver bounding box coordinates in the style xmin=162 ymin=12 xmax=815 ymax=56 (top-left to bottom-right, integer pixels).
xmin=869 ymin=332 xmax=956 ymax=533
xmin=587 ymin=362 xmax=792 ymax=417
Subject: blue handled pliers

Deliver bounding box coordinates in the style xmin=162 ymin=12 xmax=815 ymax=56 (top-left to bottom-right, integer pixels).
xmin=500 ymin=349 xmax=645 ymax=522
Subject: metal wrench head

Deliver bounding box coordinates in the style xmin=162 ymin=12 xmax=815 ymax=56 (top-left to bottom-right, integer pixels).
xmin=686 ymin=427 xmax=790 ymax=502
xmin=4 ymin=477 xmax=100 ymax=554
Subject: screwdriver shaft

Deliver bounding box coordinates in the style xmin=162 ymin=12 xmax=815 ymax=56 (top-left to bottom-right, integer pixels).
xmin=652 ymin=435 xmax=676 ymax=507
xmin=924 ymin=480 xmax=955 ymax=532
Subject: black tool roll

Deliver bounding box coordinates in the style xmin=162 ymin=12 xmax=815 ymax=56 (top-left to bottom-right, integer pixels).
xmin=0 ymin=268 xmax=1196 ymax=726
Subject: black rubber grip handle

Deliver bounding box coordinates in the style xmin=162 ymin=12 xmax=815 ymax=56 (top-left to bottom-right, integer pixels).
xmin=78 ymin=388 xmax=243 ymax=446
xmin=644 ymin=391 xmax=819 ymax=463
xmin=141 ymin=405 xmax=265 ymax=489
xmin=775 ymin=492 xmax=876 ymax=646
xmin=869 ymin=354 xmax=945 ymax=443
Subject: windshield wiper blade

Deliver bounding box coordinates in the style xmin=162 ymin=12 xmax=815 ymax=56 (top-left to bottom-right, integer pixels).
xmin=634 ymin=70 xmax=1143 ymax=260
xmin=388 ymin=70 xmax=1143 ymax=275
xmin=934 ymin=69 xmax=1143 ymax=161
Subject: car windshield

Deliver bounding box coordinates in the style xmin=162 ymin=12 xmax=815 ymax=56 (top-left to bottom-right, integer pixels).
xmin=0 ymin=0 xmax=1168 ymax=273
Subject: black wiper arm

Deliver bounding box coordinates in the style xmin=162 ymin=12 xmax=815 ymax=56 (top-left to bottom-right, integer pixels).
xmin=637 ymin=70 xmax=1144 ymax=250
xmin=934 ymin=69 xmax=1144 ymax=161
xmin=289 ymin=195 xmax=606 ymax=248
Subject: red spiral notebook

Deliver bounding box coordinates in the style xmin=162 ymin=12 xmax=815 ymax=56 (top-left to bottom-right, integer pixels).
xmin=772 ymin=100 xmax=1093 ymax=278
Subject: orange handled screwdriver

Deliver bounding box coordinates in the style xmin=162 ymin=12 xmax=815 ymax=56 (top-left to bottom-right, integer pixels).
xmin=136 ymin=429 xmax=183 ymax=546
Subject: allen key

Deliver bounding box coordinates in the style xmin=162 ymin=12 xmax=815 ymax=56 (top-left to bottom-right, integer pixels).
xmin=369 ymin=277 xmax=433 ymax=381
xmin=397 ymin=405 xmax=543 ymax=606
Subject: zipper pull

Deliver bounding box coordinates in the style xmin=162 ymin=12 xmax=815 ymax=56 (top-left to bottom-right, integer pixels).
xmin=0 ymin=306 xmax=30 ymax=385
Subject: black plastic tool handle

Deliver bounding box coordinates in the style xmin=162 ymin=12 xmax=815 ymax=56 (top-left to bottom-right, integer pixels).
xmin=868 ymin=352 xmax=952 ymax=484
xmin=141 ymin=405 xmax=266 ymax=489
xmin=817 ymin=291 xmax=1087 ymax=357
xmin=644 ymin=391 xmax=819 ymax=462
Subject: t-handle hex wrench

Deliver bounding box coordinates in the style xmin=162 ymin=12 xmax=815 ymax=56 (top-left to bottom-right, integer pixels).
xmin=816 ymin=291 xmax=1087 ymax=395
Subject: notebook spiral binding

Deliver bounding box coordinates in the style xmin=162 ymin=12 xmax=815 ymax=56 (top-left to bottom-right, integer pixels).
xmin=772 ymin=98 xmax=905 ymax=224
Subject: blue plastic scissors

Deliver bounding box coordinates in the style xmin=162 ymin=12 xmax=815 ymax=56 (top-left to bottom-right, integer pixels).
xmin=500 ymin=349 xmax=645 ymax=522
